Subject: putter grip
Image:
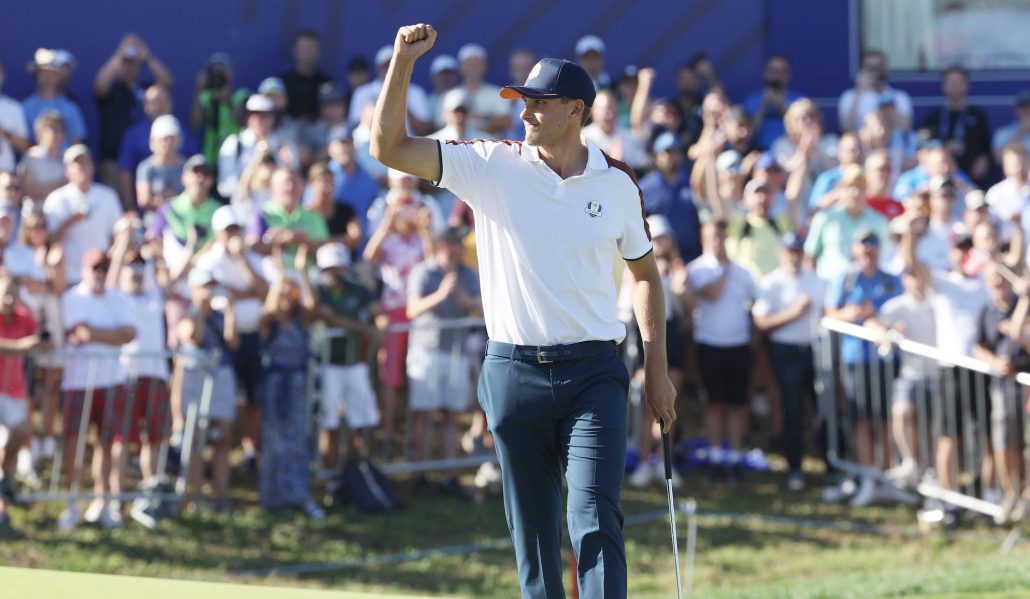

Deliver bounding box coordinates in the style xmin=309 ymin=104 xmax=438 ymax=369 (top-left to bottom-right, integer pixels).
xmin=660 ymin=420 xmax=673 ymax=480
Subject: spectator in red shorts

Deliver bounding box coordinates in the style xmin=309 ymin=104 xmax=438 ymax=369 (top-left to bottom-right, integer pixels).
xmin=364 ymin=178 xmax=434 ymax=453
xmin=56 ymin=249 xmax=136 ymax=532
xmin=0 ymin=275 xmax=43 ymax=537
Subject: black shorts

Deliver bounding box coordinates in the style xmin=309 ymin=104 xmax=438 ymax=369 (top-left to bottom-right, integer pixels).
xmin=233 ymin=331 xmax=263 ymax=407
xmin=696 ymin=343 xmax=752 ymax=406
xmin=843 ymin=361 xmax=894 ymax=422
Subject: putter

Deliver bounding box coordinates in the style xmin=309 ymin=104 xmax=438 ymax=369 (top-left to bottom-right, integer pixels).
xmin=661 ymin=421 xmax=684 ymax=599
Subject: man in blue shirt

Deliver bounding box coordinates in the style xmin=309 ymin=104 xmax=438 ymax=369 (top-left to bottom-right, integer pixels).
xmin=824 ymin=228 xmax=901 ymax=507
xmin=326 ymin=125 xmax=381 ymax=246
xmin=893 ymin=140 xmax=974 ymax=201
xmin=637 ymin=132 xmax=702 ymax=262
xmin=743 ymin=56 xmax=802 ymax=151
xmin=22 ymin=49 xmax=87 ymax=147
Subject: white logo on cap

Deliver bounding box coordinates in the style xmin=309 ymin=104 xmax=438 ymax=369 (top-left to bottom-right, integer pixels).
xmin=528 ymin=63 xmax=542 ymax=81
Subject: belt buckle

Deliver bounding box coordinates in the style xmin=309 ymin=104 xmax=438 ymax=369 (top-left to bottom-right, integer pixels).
xmin=536 ymin=347 xmax=554 ymax=364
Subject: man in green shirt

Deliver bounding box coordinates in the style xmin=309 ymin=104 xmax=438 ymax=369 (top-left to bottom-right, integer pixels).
xmin=727 ymin=179 xmax=793 ymax=278
xmin=246 ymin=166 xmax=328 ymax=263
xmin=149 ymin=154 xmax=220 ymax=249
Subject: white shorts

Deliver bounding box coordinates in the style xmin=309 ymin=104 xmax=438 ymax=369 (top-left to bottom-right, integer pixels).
xmin=0 ymin=394 xmax=29 ymax=444
xmin=407 ymin=348 xmax=472 ymax=412
xmin=182 ymin=365 xmax=238 ymax=423
xmin=320 ymin=363 xmax=380 ymax=430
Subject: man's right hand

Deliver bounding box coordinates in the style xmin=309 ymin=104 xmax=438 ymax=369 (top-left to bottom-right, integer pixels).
xmin=393 ymin=24 xmax=437 ymax=62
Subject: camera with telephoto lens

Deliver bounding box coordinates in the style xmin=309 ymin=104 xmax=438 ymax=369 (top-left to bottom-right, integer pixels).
xmin=206 ymin=63 xmax=228 ymax=90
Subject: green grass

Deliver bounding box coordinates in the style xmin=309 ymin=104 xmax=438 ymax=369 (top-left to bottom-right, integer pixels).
xmin=2 ymin=470 xmax=1028 ymax=598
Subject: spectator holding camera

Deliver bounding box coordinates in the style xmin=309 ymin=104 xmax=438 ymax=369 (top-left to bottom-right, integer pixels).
xmin=94 ymin=34 xmax=174 ymax=189
xmin=176 ymin=267 xmax=238 ymax=513
xmin=134 ymin=115 xmax=185 ymax=213
xmin=804 ymin=165 xmax=888 ymax=281
xmin=43 ymin=145 xmax=123 ymax=286
xmin=258 ymin=244 xmax=324 ymax=519
xmin=217 ymin=95 xmax=299 ymax=201
xmin=17 ymin=111 xmax=68 ymax=205
xmin=838 ymin=50 xmax=913 ymax=134
xmin=191 ymin=53 xmax=247 ymax=168
xmin=56 ymin=250 xmax=137 ymax=531
xmin=744 ymin=55 xmax=803 ymax=151
xmin=0 ymin=275 xmax=43 ymax=537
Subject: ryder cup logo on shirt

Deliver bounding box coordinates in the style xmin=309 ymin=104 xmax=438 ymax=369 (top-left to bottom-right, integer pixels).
xmin=584 ymin=200 xmax=603 ymax=218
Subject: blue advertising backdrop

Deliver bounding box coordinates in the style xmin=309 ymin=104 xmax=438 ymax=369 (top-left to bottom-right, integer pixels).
xmin=2 ymin=0 xmax=1024 ymax=154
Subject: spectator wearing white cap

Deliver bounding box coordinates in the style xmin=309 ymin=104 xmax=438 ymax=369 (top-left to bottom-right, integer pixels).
xmin=43 ymin=145 xmax=123 ymax=285
xmin=93 ymin=34 xmax=175 ymax=189
xmin=194 ymin=205 xmax=270 ymax=473
xmin=427 ymin=55 xmax=460 ymax=129
xmin=313 ymin=242 xmax=380 ymax=471
xmin=0 ymin=61 xmax=30 ymax=173
xmin=456 ymin=44 xmax=511 ymax=138
xmin=217 ymin=93 xmax=299 ymax=199
xmin=277 ymin=29 xmax=332 ymax=122
xmin=117 ymin=85 xmax=201 ymax=208
xmin=135 ymin=115 xmax=185 ymax=213
xmin=22 ymin=48 xmax=87 ymax=147
xmin=575 ymin=35 xmax=611 ymax=91
xmin=347 ymin=44 xmax=432 ymax=135
xmin=582 ymin=89 xmax=648 ymax=171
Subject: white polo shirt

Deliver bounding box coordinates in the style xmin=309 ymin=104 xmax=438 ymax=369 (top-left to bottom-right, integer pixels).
xmin=60 ymin=284 xmax=135 ymax=391
xmin=687 ymin=255 xmax=756 ymax=347
xmin=194 ymin=243 xmax=269 ymax=333
xmin=752 ymin=267 xmax=825 ymax=345
xmin=43 ymin=182 xmax=123 ymax=284
xmin=437 ymin=138 xmax=651 ymax=345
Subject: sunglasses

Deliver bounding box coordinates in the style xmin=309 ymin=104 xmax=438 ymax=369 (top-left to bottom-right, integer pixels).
xmin=91 ymin=263 xmax=109 ymax=272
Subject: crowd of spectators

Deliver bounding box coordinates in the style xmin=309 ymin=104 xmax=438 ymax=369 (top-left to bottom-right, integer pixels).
xmin=0 ymin=30 xmax=1029 ymax=537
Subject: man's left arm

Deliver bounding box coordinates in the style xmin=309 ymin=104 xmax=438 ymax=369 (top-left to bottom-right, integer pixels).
xmin=625 ymin=253 xmax=677 ymax=432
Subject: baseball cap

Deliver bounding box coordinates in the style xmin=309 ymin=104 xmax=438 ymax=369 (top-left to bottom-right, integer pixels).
xmin=645 ymin=215 xmax=673 ymax=239
xmin=28 ymin=48 xmax=68 ymax=73
xmin=63 ymin=144 xmax=91 ymax=166
xmin=437 ymin=226 xmax=467 ymax=245
xmin=374 ymin=44 xmax=394 ymax=66
xmin=430 ymin=55 xmax=459 ymax=75
xmin=652 ymin=131 xmax=682 ymax=154
xmin=316 ymin=243 xmax=352 ymax=270
xmin=744 ymin=178 xmax=772 ymax=196
xmin=620 ymin=64 xmax=639 ymax=82
xmin=716 ymin=149 xmax=742 ymax=174
xmin=875 ymin=92 xmax=896 ymax=109
xmin=442 ymin=88 xmax=472 ymax=113
xmin=258 ymin=77 xmax=286 ymax=97
xmin=188 ymin=267 xmax=217 ymax=288
xmin=319 ymin=81 xmax=345 ymax=104
xmin=754 ymin=152 xmax=783 ymax=171
xmin=150 ymin=114 xmax=181 ymax=139
xmin=327 ymin=124 xmax=353 ymax=143
xmin=82 ymin=249 xmax=111 ymax=270
xmin=122 ymin=45 xmax=140 ymax=61
xmin=211 ymin=205 xmax=243 ymax=232
xmin=245 ymin=93 xmax=276 ymax=113
xmin=207 ymin=52 xmax=233 ymax=69
xmin=964 ymin=189 xmax=988 ymax=210
xmin=575 ymin=35 xmax=606 ymax=57
xmin=928 ymin=175 xmax=956 ymax=196
xmin=183 ymin=154 xmax=211 ymax=173
xmin=500 ymin=58 xmax=596 ymax=108
xmin=1017 ymin=91 xmax=1030 ymax=107
xmin=457 ymin=44 xmax=487 ymax=63
xmin=780 ymin=232 xmax=805 ymax=251
xmin=853 ymin=227 xmax=880 ymax=246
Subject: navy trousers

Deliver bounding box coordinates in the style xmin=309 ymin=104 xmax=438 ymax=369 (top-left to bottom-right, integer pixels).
xmin=479 ymin=340 xmax=629 ymax=599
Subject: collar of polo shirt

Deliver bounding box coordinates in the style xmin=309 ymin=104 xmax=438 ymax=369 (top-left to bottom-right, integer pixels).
xmin=520 ymin=138 xmax=611 ymax=173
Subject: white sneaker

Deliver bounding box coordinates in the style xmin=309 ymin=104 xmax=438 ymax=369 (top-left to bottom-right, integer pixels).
xmin=84 ymin=498 xmax=106 ymax=524
xmin=628 ymin=461 xmax=655 ymax=488
xmin=474 ymin=462 xmax=501 ymax=489
xmin=849 ymin=476 xmax=880 ymax=509
xmin=885 ymin=459 xmax=918 ymax=486
xmin=100 ymin=500 xmax=123 ymax=529
xmin=56 ymin=502 xmax=82 ymax=532
xmin=16 ymin=448 xmax=33 ymax=477
xmin=301 ymin=500 xmax=326 ymax=521
xmin=130 ymin=498 xmax=157 ymax=529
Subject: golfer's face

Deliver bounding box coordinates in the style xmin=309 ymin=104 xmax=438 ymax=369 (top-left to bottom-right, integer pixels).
xmin=521 ymin=98 xmax=575 ymax=146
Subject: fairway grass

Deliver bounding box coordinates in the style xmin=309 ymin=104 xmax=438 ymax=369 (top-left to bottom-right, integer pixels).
xmin=2 ymin=471 xmax=1028 ymax=598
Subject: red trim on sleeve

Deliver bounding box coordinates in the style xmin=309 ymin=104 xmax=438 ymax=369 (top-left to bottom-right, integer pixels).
xmin=600 ymin=151 xmax=651 ymax=241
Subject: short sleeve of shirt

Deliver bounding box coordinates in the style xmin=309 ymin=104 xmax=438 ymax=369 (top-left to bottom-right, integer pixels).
xmin=752 ymin=279 xmax=775 ymax=317
xmin=687 ymin=260 xmax=718 ymax=291
xmin=878 ymin=296 xmax=904 ymax=327
xmin=437 ymin=140 xmax=492 ymax=204
xmin=619 ymin=194 xmax=652 ymax=261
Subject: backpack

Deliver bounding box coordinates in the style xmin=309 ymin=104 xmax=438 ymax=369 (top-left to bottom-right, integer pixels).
xmin=335 ymin=458 xmax=399 ymax=513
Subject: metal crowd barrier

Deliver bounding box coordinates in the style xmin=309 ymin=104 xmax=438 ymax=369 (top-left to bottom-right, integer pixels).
xmin=817 ymin=317 xmax=1030 ymax=522
xmin=308 ymin=317 xmax=496 ymax=476
xmin=16 ymin=348 xmax=220 ymax=506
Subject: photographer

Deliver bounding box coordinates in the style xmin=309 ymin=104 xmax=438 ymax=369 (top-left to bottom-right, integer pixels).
xmin=190 ymin=53 xmax=248 ymax=170
xmin=838 ymin=50 xmax=913 ymax=134
xmin=743 ymin=55 xmax=803 ymax=151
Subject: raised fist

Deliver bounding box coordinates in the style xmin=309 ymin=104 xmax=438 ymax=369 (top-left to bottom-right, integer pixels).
xmin=393 ymin=24 xmax=437 ymax=61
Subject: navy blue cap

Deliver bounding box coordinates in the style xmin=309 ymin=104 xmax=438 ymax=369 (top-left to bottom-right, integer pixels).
xmin=652 ymin=131 xmax=682 ymax=154
xmin=754 ymin=152 xmax=783 ymax=171
xmin=500 ymin=58 xmax=596 ymax=107
xmin=780 ymin=232 xmax=804 ymax=251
